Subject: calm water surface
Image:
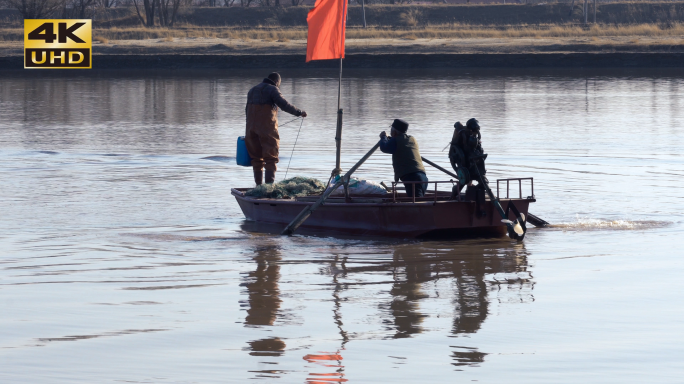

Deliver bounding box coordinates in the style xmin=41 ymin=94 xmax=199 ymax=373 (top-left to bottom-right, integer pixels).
xmin=0 ymin=68 xmax=682 ymax=383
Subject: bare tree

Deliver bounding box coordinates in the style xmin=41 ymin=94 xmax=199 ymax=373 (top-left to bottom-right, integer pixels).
xmin=158 ymin=0 xmax=182 ymax=26
xmin=584 ymin=0 xmax=588 ymax=24
xmin=61 ymin=0 xmax=96 ymax=18
xmin=6 ymin=0 xmax=63 ymax=19
xmin=291 ymin=0 xmax=302 ymax=5
xmin=99 ymin=0 xmax=116 ymax=8
xmin=223 ymin=0 xmax=236 ymax=6
xmin=132 ymin=0 xmax=156 ymax=26
xmin=240 ymin=0 xmax=254 ymax=7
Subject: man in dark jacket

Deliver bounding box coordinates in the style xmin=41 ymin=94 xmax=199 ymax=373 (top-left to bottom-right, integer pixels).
xmin=379 ymin=119 xmax=428 ymax=198
xmin=246 ymin=72 xmax=307 ymax=185
xmin=449 ymin=118 xmax=487 ymax=191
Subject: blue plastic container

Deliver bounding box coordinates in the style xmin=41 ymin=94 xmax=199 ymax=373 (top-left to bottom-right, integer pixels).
xmin=236 ymin=136 xmax=252 ymax=167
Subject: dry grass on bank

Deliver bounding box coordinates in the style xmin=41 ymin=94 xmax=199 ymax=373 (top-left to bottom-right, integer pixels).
xmin=69 ymin=23 xmax=684 ymax=42
xmin=2 ymin=23 xmax=684 ymax=42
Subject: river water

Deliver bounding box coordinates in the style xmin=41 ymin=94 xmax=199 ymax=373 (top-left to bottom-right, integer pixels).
xmin=1 ymin=68 xmax=682 ymax=383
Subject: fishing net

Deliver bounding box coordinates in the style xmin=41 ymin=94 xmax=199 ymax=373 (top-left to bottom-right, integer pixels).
xmin=245 ymin=177 xmax=327 ymax=199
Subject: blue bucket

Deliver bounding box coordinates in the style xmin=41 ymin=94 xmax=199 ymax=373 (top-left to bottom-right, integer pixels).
xmin=236 ymin=136 xmax=252 ymax=167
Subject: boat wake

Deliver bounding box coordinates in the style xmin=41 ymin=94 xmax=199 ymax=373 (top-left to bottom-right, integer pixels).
xmin=122 ymin=233 xmax=248 ymax=242
xmin=201 ymin=155 xmax=235 ymax=163
xmin=549 ymin=217 xmax=670 ymax=231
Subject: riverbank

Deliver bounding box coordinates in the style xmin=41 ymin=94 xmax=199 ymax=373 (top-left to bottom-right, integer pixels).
xmin=3 ymin=36 xmax=684 ymax=69
xmin=3 ymin=2 xmax=684 ymax=69
xmin=4 ymin=51 xmax=684 ymax=70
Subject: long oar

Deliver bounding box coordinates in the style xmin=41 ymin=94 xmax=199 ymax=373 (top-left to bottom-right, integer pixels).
xmin=281 ymin=141 xmax=381 ymax=236
xmin=469 ymin=160 xmax=526 ymax=241
xmin=421 ymin=156 xmax=458 ymax=179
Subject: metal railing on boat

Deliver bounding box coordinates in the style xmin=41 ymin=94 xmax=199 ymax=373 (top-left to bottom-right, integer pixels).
xmin=496 ymin=178 xmax=534 ymax=200
xmin=390 ymin=177 xmax=535 ymax=204
xmin=391 ymin=180 xmax=460 ymax=204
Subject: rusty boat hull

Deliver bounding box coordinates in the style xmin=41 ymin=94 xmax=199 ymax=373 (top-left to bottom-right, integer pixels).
xmin=231 ymin=187 xmax=535 ymax=238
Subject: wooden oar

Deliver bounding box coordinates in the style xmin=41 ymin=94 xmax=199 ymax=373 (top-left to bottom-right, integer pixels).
xmin=421 ymin=156 xmax=458 ymax=179
xmin=421 ymin=156 xmax=549 ymax=229
xmin=281 ymin=141 xmax=382 ymax=236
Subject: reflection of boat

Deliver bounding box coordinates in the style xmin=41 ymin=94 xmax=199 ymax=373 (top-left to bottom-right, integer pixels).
xmin=348 ymin=241 xmax=534 ymax=367
xmin=241 ymin=237 xmax=534 ymax=371
xmin=232 ymin=181 xmax=535 ymax=238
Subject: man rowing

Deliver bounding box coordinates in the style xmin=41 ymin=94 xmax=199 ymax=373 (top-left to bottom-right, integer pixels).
xmin=379 ymin=119 xmax=428 ymax=198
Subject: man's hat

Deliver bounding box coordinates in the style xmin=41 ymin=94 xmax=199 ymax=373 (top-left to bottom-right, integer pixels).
xmin=391 ymin=119 xmax=409 ymax=133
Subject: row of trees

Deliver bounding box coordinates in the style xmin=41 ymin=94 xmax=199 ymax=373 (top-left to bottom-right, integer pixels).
xmin=1 ymin=0 xmax=313 ymax=20
xmin=5 ymin=0 xmax=98 ymax=18
xmin=132 ymin=0 xmax=184 ymax=26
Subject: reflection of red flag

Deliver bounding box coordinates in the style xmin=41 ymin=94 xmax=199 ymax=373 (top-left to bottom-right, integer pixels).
xmin=306 ymin=0 xmax=347 ymax=62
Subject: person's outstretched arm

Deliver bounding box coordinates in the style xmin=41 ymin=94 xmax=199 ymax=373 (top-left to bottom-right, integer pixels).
xmin=270 ymin=87 xmax=304 ymax=117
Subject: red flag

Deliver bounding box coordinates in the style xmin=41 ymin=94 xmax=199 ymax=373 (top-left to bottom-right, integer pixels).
xmin=306 ymin=0 xmax=347 ymax=62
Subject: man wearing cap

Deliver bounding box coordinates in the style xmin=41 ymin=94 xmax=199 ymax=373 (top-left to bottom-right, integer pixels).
xmin=245 ymin=72 xmax=307 ymax=185
xmin=379 ymin=119 xmax=428 ymax=198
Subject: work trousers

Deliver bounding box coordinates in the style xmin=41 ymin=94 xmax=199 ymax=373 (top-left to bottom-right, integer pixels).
xmin=245 ymin=104 xmax=279 ymax=172
xmin=400 ymin=171 xmax=428 ymax=198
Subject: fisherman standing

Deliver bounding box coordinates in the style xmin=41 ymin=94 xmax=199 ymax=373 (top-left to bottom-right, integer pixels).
xmin=450 ymin=118 xmax=487 ymax=191
xmin=379 ymin=119 xmax=428 ymax=198
xmin=245 ymin=72 xmax=307 ymax=185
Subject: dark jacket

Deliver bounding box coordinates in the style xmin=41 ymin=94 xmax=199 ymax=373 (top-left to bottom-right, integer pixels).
xmin=380 ymin=133 xmax=426 ymax=181
xmin=246 ymin=78 xmax=303 ymax=117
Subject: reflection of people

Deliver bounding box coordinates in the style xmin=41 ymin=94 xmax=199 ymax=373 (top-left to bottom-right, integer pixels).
xmin=244 ymin=244 xmax=282 ymax=326
xmin=379 ymin=119 xmax=428 ymax=198
xmin=450 ymin=259 xmax=489 ymax=335
xmin=383 ymin=243 xmax=531 ymax=366
xmin=243 ymin=243 xmax=287 ymax=360
xmin=245 ymin=72 xmax=307 ymax=185
xmin=248 ymin=337 xmax=286 ymax=357
xmin=389 ymin=265 xmax=430 ymax=338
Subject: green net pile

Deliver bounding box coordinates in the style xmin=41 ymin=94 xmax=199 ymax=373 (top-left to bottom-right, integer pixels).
xmin=245 ymin=177 xmax=326 ymax=199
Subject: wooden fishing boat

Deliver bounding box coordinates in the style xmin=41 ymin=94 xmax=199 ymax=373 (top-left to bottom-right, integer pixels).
xmin=232 ymin=0 xmax=543 ymax=240
xmin=232 ymin=178 xmax=537 ymax=238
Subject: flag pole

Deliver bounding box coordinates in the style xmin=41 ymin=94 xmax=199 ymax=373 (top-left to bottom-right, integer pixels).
xmin=332 ymin=0 xmax=347 ymax=178
xmin=333 ymin=57 xmax=343 ymax=177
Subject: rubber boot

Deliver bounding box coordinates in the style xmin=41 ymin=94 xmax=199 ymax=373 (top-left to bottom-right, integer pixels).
xmin=253 ymin=169 xmax=263 ymax=186
xmin=265 ymin=170 xmax=276 ymax=184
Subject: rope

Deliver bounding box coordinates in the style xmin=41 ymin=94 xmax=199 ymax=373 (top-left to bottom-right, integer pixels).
xmin=283 ymin=117 xmax=304 ymax=180
xmin=278 ymin=116 xmax=301 ymax=128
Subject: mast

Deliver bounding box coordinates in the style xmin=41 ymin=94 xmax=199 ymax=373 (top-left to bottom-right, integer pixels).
xmin=332 ymin=0 xmax=347 ymax=178
xmin=333 ymin=58 xmax=343 ymax=177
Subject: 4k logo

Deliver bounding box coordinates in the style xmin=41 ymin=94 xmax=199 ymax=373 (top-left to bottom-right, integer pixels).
xmin=24 ymin=20 xmax=92 ymax=69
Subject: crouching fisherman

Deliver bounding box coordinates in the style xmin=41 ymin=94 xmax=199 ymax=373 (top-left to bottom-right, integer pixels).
xmin=379 ymin=119 xmax=428 ymax=198
xmin=245 ymin=72 xmax=307 ymax=185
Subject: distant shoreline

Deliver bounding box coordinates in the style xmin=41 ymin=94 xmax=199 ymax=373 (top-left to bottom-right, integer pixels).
xmin=3 ymin=52 xmax=684 ymax=70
